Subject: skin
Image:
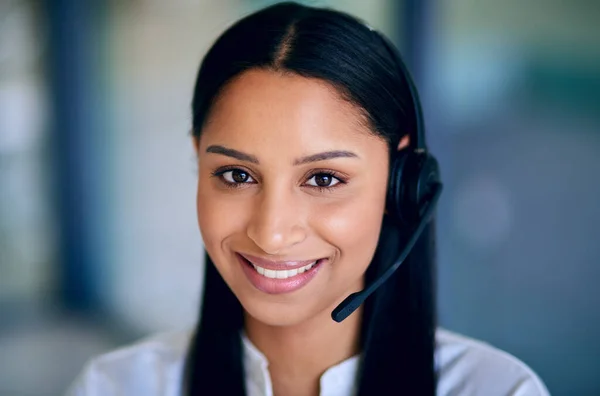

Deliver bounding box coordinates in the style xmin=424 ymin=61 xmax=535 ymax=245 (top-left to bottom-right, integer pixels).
xmin=193 ymin=69 xmax=407 ymax=396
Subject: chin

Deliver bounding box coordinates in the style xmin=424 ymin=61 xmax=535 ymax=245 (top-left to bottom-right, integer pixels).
xmin=239 ymin=295 xmax=329 ymax=327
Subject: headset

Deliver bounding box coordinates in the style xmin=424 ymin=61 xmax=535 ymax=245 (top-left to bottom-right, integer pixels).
xmin=331 ymin=29 xmax=443 ymax=323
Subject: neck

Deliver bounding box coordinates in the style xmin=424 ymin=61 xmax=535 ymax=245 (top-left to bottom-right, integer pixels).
xmin=244 ymin=300 xmax=363 ymax=396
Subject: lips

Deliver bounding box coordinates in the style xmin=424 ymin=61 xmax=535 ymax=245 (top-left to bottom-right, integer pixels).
xmin=236 ymin=253 xmax=325 ymax=294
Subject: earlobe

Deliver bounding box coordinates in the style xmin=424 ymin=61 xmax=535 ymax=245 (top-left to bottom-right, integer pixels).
xmin=397 ymin=134 xmax=410 ymax=151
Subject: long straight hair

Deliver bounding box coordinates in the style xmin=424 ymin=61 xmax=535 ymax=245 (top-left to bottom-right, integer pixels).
xmin=185 ymin=2 xmax=438 ymax=395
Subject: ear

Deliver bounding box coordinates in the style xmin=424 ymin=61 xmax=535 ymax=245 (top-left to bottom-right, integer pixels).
xmin=397 ymin=134 xmax=410 ymax=151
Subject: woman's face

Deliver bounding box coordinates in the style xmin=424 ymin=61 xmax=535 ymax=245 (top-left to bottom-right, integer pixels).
xmin=195 ymin=69 xmax=389 ymax=327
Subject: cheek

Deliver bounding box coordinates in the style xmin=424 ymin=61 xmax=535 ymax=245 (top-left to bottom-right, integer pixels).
xmin=314 ymin=182 xmax=387 ymax=273
xmin=196 ymin=178 xmax=249 ymax=252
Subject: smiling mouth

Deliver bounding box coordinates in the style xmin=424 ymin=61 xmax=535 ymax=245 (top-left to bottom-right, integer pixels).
xmin=238 ymin=254 xmax=325 ymax=280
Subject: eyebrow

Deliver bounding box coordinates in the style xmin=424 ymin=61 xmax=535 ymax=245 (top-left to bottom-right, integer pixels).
xmin=205 ymin=145 xmax=358 ymax=165
xmin=293 ymin=150 xmax=358 ymax=165
xmin=206 ymin=145 xmax=259 ymax=163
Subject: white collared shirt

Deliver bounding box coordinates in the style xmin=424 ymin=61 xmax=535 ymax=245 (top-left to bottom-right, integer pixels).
xmin=66 ymin=328 xmax=550 ymax=396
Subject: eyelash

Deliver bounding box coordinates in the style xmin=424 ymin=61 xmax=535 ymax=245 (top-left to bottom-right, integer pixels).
xmin=210 ymin=166 xmax=348 ymax=192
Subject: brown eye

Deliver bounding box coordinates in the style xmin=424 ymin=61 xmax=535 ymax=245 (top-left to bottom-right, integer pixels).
xmin=306 ymin=173 xmax=340 ymax=188
xmin=222 ymin=169 xmax=254 ymax=184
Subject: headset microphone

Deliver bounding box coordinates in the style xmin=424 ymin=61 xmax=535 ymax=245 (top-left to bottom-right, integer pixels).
xmin=331 ymin=183 xmax=442 ymax=323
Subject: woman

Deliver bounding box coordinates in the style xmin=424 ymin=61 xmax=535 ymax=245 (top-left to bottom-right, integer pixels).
xmin=68 ymin=2 xmax=549 ymax=395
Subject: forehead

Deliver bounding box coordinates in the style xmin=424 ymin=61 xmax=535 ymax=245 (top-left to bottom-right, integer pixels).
xmin=200 ymin=69 xmax=385 ymax=153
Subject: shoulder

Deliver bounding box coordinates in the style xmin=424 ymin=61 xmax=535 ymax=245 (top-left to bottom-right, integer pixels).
xmin=66 ymin=330 xmax=192 ymax=396
xmin=435 ymin=328 xmax=550 ymax=396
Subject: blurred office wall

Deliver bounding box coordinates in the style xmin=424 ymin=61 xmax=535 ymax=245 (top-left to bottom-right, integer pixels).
xmin=0 ymin=0 xmax=53 ymax=309
xmin=427 ymin=1 xmax=600 ymax=395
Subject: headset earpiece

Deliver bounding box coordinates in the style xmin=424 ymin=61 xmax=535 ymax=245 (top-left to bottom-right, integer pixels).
xmin=386 ymin=149 xmax=440 ymax=227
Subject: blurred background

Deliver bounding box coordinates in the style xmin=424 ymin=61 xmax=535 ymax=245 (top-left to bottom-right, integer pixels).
xmin=0 ymin=0 xmax=598 ymax=394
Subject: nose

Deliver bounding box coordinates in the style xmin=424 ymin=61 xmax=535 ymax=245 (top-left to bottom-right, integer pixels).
xmin=246 ymin=188 xmax=307 ymax=255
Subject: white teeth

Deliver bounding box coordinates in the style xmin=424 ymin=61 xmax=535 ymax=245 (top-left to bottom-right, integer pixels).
xmin=252 ymin=261 xmax=317 ymax=279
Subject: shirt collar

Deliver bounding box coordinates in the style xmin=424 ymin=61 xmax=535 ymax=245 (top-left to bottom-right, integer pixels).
xmin=241 ymin=333 xmax=361 ymax=396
